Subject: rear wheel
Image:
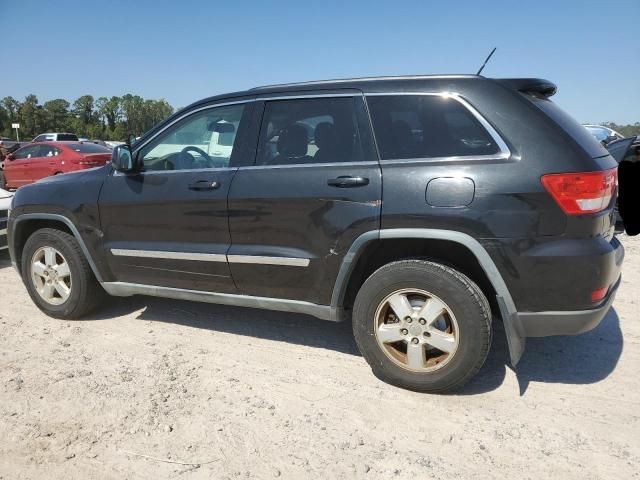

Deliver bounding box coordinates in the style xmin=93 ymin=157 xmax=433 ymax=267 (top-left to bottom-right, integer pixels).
xmin=352 ymin=260 xmax=491 ymax=392
xmin=21 ymin=228 xmax=104 ymax=319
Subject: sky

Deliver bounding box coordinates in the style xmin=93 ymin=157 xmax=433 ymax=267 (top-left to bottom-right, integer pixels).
xmin=1 ymin=0 xmax=639 ymax=124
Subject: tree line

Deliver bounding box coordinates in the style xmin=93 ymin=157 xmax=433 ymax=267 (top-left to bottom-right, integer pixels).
xmin=0 ymin=94 xmax=174 ymax=141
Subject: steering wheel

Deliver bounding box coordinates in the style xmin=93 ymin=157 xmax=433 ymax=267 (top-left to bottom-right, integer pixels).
xmin=181 ymin=146 xmax=214 ymax=168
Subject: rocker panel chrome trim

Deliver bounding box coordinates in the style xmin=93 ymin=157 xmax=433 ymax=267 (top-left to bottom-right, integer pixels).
xmin=101 ymin=282 xmax=333 ymax=320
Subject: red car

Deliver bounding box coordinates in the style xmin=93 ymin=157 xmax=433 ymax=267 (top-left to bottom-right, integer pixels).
xmin=0 ymin=141 xmax=111 ymax=189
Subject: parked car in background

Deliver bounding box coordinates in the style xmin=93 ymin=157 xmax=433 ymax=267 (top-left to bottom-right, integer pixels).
xmin=32 ymin=133 xmax=79 ymax=142
xmin=583 ymin=124 xmax=625 ymax=145
xmin=6 ymin=75 xmax=630 ymax=392
xmin=104 ymin=141 xmax=125 ymax=149
xmin=0 ymin=141 xmax=111 ymax=189
xmin=0 ymin=187 xmax=12 ymax=251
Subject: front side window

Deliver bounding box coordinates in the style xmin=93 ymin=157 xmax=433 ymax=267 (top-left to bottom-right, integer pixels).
xmin=138 ymin=103 xmax=245 ymax=171
xmin=14 ymin=145 xmax=39 ymax=159
xmin=367 ymin=95 xmax=501 ymax=160
xmin=255 ymin=97 xmax=365 ymax=166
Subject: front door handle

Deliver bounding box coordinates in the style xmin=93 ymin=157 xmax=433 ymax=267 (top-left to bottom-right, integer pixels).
xmin=327 ymin=176 xmax=370 ymax=188
xmin=189 ymin=180 xmax=220 ymax=191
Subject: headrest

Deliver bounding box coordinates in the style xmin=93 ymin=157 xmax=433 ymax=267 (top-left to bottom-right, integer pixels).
xmin=314 ymin=122 xmax=336 ymax=149
xmin=277 ymin=124 xmax=308 ymax=158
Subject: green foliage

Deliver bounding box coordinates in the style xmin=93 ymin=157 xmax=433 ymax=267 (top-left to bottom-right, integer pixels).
xmin=0 ymin=94 xmax=175 ymax=141
xmin=601 ymin=122 xmax=640 ymax=138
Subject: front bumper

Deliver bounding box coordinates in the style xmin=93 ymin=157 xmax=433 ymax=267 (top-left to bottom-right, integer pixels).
xmin=518 ymin=274 xmax=622 ymax=337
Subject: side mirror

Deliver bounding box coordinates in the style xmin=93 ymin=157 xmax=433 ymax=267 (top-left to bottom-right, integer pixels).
xmin=111 ymin=145 xmax=136 ymax=172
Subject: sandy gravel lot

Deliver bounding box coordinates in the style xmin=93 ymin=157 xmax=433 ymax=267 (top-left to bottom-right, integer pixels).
xmin=0 ymin=235 xmax=639 ymax=479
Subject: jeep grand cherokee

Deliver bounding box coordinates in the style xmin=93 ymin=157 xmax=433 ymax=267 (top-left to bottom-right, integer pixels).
xmin=6 ymin=75 xmax=630 ymax=392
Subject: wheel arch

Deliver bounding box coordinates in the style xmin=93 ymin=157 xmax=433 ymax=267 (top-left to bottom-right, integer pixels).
xmin=12 ymin=213 xmax=104 ymax=282
xmin=331 ymin=228 xmax=525 ymax=365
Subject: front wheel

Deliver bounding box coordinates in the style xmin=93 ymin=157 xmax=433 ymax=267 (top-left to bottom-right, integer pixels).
xmin=21 ymin=228 xmax=104 ymax=319
xmin=352 ymin=260 xmax=491 ymax=392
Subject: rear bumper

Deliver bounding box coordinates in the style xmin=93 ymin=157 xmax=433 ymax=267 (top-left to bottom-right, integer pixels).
xmin=518 ymin=274 xmax=621 ymax=337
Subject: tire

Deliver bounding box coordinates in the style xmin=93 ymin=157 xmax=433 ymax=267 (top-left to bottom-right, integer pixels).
xmin=352 ymin=259 xmax=491 ymax=393
xmin=21 ymin=228 xmax=104 ymax=319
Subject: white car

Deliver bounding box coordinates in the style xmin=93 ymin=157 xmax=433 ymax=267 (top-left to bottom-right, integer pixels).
xmin=0 ymin=187 xmax=13 ymax=251
xmin=32 ymin=132 xmax=79 ymax=142
xmin=583 ymin=125 xmax=625 ymax=145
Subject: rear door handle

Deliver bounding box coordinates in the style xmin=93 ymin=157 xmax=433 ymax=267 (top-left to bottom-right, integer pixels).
xmin=327 ymin=176 xmax=370 ymax=188
xmin=189 ymin=180 xmax=220 ymax=191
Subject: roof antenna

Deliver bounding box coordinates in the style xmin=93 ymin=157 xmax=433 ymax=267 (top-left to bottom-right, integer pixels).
xmin=476 ymin=47 xmax=497 ymax=76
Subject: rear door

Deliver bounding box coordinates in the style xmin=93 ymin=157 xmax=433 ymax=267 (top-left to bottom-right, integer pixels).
xmin=29 ymin=144 xmax=59 ymax=180
xmin=227 ymin=92 xmax=382 ymax=306
xmin=99 ymin=100 xmax=254 ymax=292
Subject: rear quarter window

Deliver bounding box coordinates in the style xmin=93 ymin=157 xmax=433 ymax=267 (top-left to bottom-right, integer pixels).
xmin=366 ymin=95 xmax=502 ymax=160
xmin=526 ymin=95 xmax=609 ymax=158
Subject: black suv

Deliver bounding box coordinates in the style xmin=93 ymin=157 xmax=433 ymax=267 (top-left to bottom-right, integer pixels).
xmin=6 ymin=75 xmax=629 ymax=392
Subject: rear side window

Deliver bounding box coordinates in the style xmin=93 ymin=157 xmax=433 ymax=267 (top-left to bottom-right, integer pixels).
xmin=68 ymin=143 xmax=110 ymax=154
xmin=367 ymin=95 xmax=501 ymax=160
xmin=255 ymin=97 xmax=368 ymax=166
xmin=57 ymin=134 xmax=79 ymax=141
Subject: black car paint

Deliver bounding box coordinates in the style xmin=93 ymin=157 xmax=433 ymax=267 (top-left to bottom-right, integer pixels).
xmin=6 ymin=75 xmax=626 ymax=365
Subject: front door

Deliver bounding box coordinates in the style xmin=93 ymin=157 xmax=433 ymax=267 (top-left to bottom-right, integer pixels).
xmin=227 ymin=93 xmax=382 ymax=306
xmin=99 ymin=101 xmax=253 ymax=292
xmin=7 ymin=144 xmax=39 ymax=187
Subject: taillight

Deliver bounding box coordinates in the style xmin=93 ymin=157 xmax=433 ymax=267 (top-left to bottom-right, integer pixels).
xmin=541 ymin=168 xmax=617 ymax=215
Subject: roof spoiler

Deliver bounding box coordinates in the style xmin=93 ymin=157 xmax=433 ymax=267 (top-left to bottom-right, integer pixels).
xmin=497 ymin=78 xmax=557 ymax=98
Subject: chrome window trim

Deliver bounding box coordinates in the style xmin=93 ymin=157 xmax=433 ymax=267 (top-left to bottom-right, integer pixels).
xmin=125 ymin=90 xmax=510 ymax=174
xmin=364 ymin=91 xmax=511 ymax=161
xmin=112 ymin=166 xmax=238 ymax=177
xmin=110 ymin=248 xmax=310 ymax=267
xmin=111 ymin=249 xmax=227 ymax=262
xmin=238 ymin=160 xmax=379 ymax=171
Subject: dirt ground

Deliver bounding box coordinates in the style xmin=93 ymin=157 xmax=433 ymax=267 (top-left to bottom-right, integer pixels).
xmin=0 ymin=236 xmax=638 ymax=480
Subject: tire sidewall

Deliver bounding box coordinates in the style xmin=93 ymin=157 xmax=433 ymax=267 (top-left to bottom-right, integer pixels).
xmin=21 ymin=230 xmax=89 ymax=318
xmin=353 ymin=261 xmax=490 ymax=392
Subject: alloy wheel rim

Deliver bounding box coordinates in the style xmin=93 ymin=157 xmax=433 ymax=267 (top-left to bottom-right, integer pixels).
xmin=374 ymin=288 xmax=459 ymax=373
xmin=30 ymin=246 xmax=72 ymax=305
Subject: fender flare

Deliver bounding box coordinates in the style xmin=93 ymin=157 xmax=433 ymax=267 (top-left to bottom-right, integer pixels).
xmin=330 ymin=228 xmax=525 ymax=365
xmin=12 ymin=213 xmax=104 ymax=282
